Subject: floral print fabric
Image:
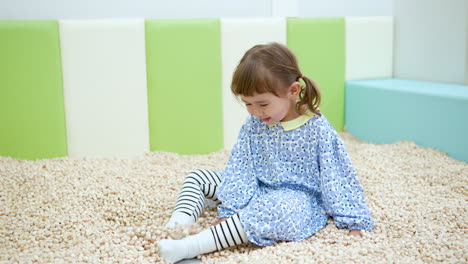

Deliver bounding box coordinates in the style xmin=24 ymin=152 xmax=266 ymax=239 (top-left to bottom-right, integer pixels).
xmin=217 ymin=114 xmax=375 ymax=246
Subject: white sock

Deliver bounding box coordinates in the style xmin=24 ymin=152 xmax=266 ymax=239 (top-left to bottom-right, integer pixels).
xmin=158 ymin=228 xmax=216 ymax=263
xmin=165 ymin=211 xmax=195 ymax=228
xmin=159 ymin=214 xmax=248 ymax=263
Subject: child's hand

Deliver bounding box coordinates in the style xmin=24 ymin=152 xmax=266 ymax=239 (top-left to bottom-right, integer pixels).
xmin=212 ymin=217 xmax=228 ymax=226
xmin=348 ymin=230 xmax=363 ymax=237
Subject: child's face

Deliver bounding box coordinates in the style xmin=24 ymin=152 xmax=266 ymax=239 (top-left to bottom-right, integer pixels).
xmin=240 ymin=83 xmax=301 ymax=126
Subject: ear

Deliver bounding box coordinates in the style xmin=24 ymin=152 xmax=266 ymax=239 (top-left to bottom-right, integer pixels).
xmin=288 ymin=82 xmax=302 ymax=100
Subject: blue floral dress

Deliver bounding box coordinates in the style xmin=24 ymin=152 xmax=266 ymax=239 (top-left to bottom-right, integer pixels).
xmin=217 ymin=113 xmax=375 ymax=246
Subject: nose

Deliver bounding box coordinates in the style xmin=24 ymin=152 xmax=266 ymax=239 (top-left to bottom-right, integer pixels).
xmin=251 ymin=107 xmax=263 ymax=118
xmin=246 ymin=106 xmax=259 ymax=118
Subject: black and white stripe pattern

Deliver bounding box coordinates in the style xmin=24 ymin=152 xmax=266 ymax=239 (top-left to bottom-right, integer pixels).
xmin=174 ymin=169 xmax=222 ymax=221
xmin=209 ymin=214 xmax=248 ymax=250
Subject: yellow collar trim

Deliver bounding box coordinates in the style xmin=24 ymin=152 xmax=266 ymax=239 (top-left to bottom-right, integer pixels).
xmin=280 ymin=110 xmax=314 ymax=131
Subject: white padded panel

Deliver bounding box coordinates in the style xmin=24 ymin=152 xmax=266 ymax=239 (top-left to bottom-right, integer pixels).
xmin=221 ymin=18 xmax=286 ymax=149
xmin=345 ymin=16 xmax=394 ymax=80
xmin=60 ymin=20 xmax=149 ymax=158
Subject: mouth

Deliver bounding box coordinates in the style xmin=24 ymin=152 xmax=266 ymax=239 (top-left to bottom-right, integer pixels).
xmin=261 ymin=117 xmax=271 ymax=122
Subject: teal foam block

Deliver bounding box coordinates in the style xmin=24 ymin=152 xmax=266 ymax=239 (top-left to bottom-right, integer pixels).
xmin=345 ymin=78 xmax=468 ymax=162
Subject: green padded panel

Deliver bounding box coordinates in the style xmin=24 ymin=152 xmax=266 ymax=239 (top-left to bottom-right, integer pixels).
xmin=287 ymin=18 xmax=345 ymax=131
xmin=146 ymin=19 xmax=222 ymax=154
xmin=0 ymin=20 xmax=67 ymax=160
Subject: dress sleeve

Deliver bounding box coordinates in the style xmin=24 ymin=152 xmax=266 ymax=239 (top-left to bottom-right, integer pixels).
xmin=217 ymin=117 xmax=258 ymax=218
xmin=318 ymin=119 xmax=375 ymax=231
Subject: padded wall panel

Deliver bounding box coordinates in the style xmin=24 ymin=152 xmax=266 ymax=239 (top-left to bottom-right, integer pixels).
xmin=346 ymin=79 xmax=468 ymax=162
xmin=345 ymin=16 xmax=393 ymax=80
xmin=0 ymin=20 xmax=67 ymax=160
xmin=59 ymin=20 xmax=149 ymax=158
xmin=287 ymin=18 xmax=346 ymax=131
xmin=221 ymin=18 xmax=286 ymax=149
xmin=146 ymin=19 xmax=222 ymax=154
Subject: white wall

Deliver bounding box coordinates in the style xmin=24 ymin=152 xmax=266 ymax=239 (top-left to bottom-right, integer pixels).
xmin=0 ymin=0 xmax=394 ymax=19
xmin=0 ymin=0 xmax=272 ymax=19
xmin=393 ymin=0 xmax=468 ymax=85
xmin=298 ymin=0 xmax=393 ymax=17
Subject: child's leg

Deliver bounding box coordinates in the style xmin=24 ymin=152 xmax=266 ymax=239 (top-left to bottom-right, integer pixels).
xmin=159 ymin=214 xmax=248 ymax=263
xmin=166 ymin=169 xmax=222 ymax=227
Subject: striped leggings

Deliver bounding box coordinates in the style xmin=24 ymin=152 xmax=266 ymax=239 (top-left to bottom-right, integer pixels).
xmin=174 ymin=169 xmax=222 ymax=221
xmin=172 ymin=169 xmax=248 ymax=250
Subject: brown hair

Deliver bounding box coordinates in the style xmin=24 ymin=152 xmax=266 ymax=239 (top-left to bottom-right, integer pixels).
xmin=231 ymin=42 xmax=321 ymax=115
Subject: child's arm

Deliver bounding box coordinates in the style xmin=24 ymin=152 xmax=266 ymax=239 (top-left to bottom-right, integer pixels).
xmin=317 ymin=120 xmax=375 ymax=234
xmin=217 ymin=117 xmax=258 ymax=218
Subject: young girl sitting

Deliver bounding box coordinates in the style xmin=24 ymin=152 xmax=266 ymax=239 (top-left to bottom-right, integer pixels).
xmin=158 ymin=42 xmax=375 ymax=263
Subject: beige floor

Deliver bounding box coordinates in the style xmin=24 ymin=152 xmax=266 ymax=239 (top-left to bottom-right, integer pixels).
xmin=1 ymin=133 xmax=466 ymax=263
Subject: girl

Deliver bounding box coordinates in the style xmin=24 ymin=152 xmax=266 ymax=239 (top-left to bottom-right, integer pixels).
xmin=158 ymin=43 xmax=374 ymax=263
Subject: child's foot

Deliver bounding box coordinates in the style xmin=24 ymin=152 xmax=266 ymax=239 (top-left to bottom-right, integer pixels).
xmin=158 ymin=228 xmax=217 ymax=263
xmin=165 ymin=212 xmax=195 ymax=228
xmin=158 ymin=239 xmax=190 ymax=263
